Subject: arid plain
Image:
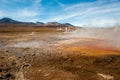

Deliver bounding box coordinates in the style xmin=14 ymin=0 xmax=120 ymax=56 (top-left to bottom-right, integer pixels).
xmin=0 ymin=27 xmax=120 ymax=80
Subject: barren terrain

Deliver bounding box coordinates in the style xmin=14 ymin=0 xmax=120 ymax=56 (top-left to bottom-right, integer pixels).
xmin=0 ymin=27 xmax=120 ymax=80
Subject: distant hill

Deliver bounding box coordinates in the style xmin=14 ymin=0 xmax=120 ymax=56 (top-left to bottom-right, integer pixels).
xmin=0 ymin=17 xmax=35 ymax=25
xmin=0 ymin=17 xmax=75 ymax=27
xmin=63 ymin=23 xmax=74 ymax=27
xmin=0 ymin=17 xmax=21 ymax=24
xmin=0 ymin=17 xmax=76 ymax=32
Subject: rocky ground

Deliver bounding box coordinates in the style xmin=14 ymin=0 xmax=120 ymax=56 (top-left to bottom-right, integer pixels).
xmin=0 ymin=51 xmax=29 ymax=80
xmin=0 ymin=29 xmax=120 ymax=80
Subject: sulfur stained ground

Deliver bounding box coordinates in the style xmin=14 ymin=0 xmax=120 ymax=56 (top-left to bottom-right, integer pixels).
xmin=0 ymin=30 xmax=120 ymax=80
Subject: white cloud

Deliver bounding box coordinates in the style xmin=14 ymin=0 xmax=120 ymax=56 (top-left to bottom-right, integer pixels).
xmin=86 ymin=19 xmax=118 ymax=27
xmin=71 ymin=19 xmax=119 ymax=27
xmin=0 ymin=0 xmax=43 ymax=23
xmin=16 ymin=8 xmax=38 ymax=17
xmin=54 ymin=0 xmax=65 ymax=7
xmin=65 ymin=1 xmax=98 ymax=10
xmin=0 ymin=0 xmax=120 ymax=27
xmin=47 ymin=0 xmax=120 ymax=27
xmin=0 ymin=11 xmax=4 ymax=16
xmin=23 ymin=18 xmax=39 ymax=22
xmin=35 ymin=0 xmax=41 ymax=3
xmin=33 ymin=0 xmax=41 ymax=7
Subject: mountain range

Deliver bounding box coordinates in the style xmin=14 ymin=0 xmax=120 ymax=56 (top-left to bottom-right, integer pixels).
xmin=0 ymin=17 xmax=75 ymax=27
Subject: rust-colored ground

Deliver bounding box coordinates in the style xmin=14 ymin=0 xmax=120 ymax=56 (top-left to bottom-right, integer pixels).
xmin=0 ymin=28 xmax=120 ymax=80
xmin=56 ymin=38 xmax=120 ymax=56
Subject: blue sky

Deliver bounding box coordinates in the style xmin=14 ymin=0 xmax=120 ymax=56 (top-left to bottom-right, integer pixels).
xmin=0 ymin=0 xmax=120 ymax=27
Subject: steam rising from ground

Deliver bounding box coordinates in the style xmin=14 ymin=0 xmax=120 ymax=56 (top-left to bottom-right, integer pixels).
xmin=67 ymin=26 xmax=120 ymax=49
xmin=4 ymin=26 xmax=120 ymax=50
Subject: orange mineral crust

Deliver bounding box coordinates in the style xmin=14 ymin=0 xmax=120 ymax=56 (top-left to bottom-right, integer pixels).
xmin=56 ymin=38 xmax=120 ymax=56
xmin=58 ymin=46 xmax=120 ymax=56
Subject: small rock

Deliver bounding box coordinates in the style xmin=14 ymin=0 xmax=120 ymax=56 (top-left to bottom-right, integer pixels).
xmin=97 ymin=73 xmax=114 ymax=80
xmin=38 ymin=69 xmax=42 ymax=72
xmin=44 ymin=73 xmax=49 ymax=77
